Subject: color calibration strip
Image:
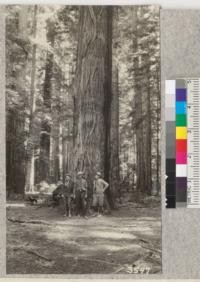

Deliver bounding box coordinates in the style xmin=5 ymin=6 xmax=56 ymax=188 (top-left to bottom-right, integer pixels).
xmin=165 ymin=80 xmax=176 ymax=208
xmin=176 ymin=79 xmax=187 ymax=207
xmin=187 ymin=79 xmax=200 ymax=208
xmin=166 ymin=78 xmax=200 ymax=208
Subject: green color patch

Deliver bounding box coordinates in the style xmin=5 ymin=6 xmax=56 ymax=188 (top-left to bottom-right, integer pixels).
xmin=176 ymin=114 xmax=187 ymax=126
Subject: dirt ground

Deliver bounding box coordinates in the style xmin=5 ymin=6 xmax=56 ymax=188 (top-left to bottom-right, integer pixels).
xmin=6 ymin=197 xmax=161 ymax=274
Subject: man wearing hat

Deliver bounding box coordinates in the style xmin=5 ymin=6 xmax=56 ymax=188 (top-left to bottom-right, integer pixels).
xmin=62 ymin=173 xmax=75 ymax=218
xmin=75 ymin=171 xmax=88 ymax=219
xmin=92 ymin=172 xmax=109 ymax=217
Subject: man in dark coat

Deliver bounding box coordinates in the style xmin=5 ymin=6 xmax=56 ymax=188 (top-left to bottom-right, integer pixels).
xmin=63 ymin=174 xmax=75 ymax=217
xmin=75 ymin=171 xmax=88 ymax=219
xmin=52 ymin=181 xmax=63 ymax=207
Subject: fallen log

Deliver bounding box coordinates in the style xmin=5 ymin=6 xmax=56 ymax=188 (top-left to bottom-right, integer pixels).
xmin=75 ymin=256 xmax=120 ymax=266
xmin=137 ymin=238 xmax=161 ymax=254
xmin=7 ymin=217 xmax=51 ymax=226
xmin=25 ymin=249 xmax=52 ymax=262
xmin=13 ymin=246 xmax=52 ymax=262
xmin=140 ymin=244 xmax=161 ymax=254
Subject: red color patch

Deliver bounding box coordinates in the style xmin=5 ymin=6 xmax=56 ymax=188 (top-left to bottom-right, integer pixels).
xmin=176 ymin=140 xmax=187 ymax=152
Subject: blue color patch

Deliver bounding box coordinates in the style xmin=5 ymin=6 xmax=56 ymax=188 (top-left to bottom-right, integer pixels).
xmin=176 ymin=102 xmax=187 ymax=114
xmin=176 ymin=88 xmax=186 ymax=101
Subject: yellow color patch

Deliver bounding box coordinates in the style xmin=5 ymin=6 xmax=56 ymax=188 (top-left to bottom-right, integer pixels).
xmin=176 ymin=127 xmax=187 ymax=139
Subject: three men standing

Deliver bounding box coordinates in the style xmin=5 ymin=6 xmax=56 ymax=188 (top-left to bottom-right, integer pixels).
xmin=58 ymin=171 xmax=109 ymax=218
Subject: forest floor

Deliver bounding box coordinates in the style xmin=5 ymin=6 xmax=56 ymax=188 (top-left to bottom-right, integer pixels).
xmin=6 ymin=194 xmax=161 ymax=275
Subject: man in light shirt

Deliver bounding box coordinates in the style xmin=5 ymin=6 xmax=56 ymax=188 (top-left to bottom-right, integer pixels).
xmin=92 ymin=172 xmax=109 ymax=217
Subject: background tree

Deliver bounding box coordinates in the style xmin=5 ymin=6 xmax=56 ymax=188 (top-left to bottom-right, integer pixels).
xmin=115 ymin=6 xmax=160 ymax=196
xmin=38 ymin=19 xmax=56 ymax=182
xmin=6 ymin=5 xmax=29 ymax=195
xmin=25 ymin=5 xmax=38 ymax=192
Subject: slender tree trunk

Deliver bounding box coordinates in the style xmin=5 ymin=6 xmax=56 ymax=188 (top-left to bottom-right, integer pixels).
xmin=49 ymin=77 xmax=60 ymax=184
xmin=58 ymin=122 xmax=63 ymax=181
xmin=25 ymin=5 xmax=38 ymax=192
xmin=109 ymin=65 xmax=119 ymax=205
xmin=156 ymin=68 xmax=160 ymax=194
xmin=138 ymin=82 xmax=145 ymax=192
xmin=146 ymin=72 xmax=152 ymax=194
xmin=133 ymin=7 xmax=146 ymax=195
xmin=73 ymin=7 xmax=112 ymax=198
xmin=50 ymin=123 xmax=59 ymax=183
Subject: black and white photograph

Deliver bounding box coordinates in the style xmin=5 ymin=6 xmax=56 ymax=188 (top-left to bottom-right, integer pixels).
xmin=6 ymin=5 xmax=161 ymax=274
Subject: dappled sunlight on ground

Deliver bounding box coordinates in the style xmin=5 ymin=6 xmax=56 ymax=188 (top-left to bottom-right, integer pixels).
xmin=6 ymin=203 xmax=26 ymax=208
xmin=7 ymin=202 xmax=161 ymax=274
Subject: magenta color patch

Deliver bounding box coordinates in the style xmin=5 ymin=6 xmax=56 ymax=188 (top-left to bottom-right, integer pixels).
xmin=176 ymin=152 xmax=187 ymax=164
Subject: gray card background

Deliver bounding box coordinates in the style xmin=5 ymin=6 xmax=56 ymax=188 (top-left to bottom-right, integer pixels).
xmin=161 ymin=9 xmax=200 ymax=278
xmin=1 ymin=8 xmax=200 ymax=279
xmin=0 ymin=11 xmax=6 ymax=278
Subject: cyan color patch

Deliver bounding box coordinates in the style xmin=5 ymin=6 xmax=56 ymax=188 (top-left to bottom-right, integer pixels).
xmin=176 ymin=101 xmax=187 ymax=114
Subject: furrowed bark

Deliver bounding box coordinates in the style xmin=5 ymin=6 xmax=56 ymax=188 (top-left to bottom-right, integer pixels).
xmin=73 ymin=7 xmax=113 ymax=199
xmin=39 ymin=20 xmax=56 ymax=182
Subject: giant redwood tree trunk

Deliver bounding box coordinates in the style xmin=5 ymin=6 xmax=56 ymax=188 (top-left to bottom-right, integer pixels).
xmin=39 ymin=20 xmax=56 ymax=182
xmin=73 ymin=7 xmax=112 ymax=196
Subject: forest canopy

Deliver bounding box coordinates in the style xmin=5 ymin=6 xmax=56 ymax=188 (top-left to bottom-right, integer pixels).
xmin=6 ymin=5 xmax=160 ymax=206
